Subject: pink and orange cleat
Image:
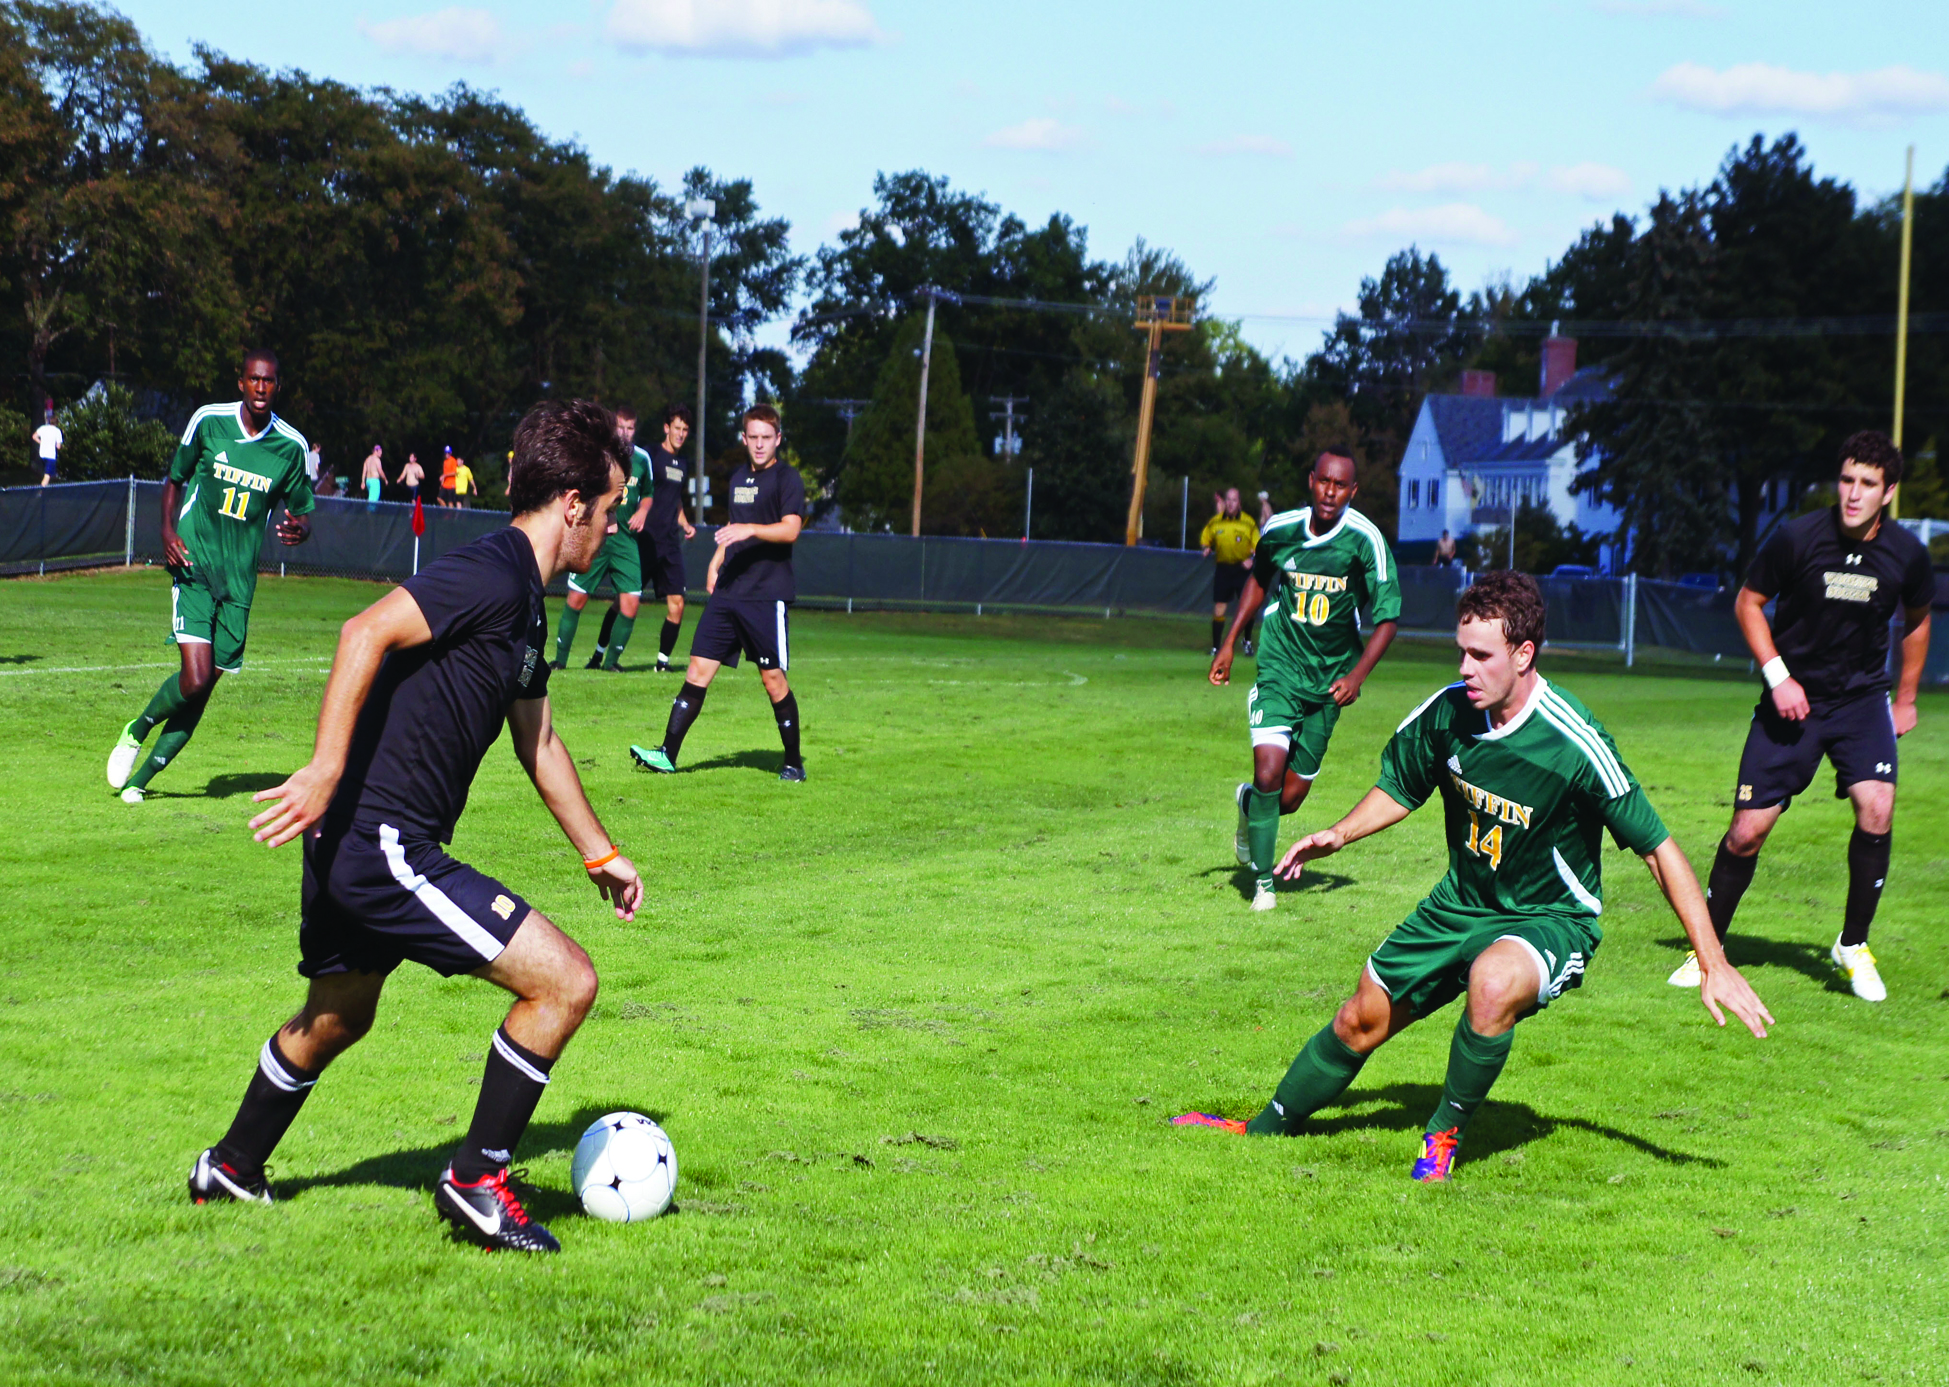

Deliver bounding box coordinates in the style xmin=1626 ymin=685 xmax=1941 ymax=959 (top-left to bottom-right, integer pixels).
xmin=1411 ymin=1127 xmax=1460 ymax=1182
xmin=1172 ymin=1112 xmax=1247 ymax=1135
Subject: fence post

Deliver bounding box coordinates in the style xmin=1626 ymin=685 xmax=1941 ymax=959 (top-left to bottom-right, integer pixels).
xmin=1623 ymin=572 xmax=1638 ymax=668
xmin=125 ymin=475 xmax=135 ymax=566
xmin=38 ymin=486 xmax=46 ymax=577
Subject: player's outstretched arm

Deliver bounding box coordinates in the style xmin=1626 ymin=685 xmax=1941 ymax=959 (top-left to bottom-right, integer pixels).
xmin=714 ymin=514 xmax=803 ymax=549
xmin=1643 ymin=837 xmax=1773 ymax=1038
xmin=1274 ymin=786 xmax=1412 ymax=880
xmin=1209 ymin=572 xmax=1265 ymax=686
xmin=249 ymin=587 xmax=433 ymax=847
xmin=506 ymin=696 xmax=644 ymax=921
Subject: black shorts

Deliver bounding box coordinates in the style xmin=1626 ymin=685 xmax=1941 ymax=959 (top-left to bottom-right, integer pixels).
xmin=642 ymin=533 xmax=686 ymax=600
xmin=1213 ymin=562 xmax=1250 ymax=605
xmin=691 ymin=597 xmax=789 ymax=671
xmin=299 ymin=822 xmax=530 ymax=979
xmin=1734 ymin=692 xmax=1898 ymax=811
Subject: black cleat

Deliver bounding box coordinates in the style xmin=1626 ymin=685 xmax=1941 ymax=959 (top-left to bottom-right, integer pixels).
xmin=435 ymin=1165 xmax=560 ymax=1253
xmin=584 ymin=651 xmax=605 ymax=670
xmin=779 ymin=763 xmax=807 ymax=782
xmin=549 ymin=659 xmax=566 ymax=671
xmin=188 ymin=1147 xmax=274 ymax=1205
xmin=654 ymin=658 xmax=673 ymax=673
xmin=1242 ymin=639 xmax=1254 ymax=657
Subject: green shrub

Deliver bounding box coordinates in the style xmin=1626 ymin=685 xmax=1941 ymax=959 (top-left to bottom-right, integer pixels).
xmin=54 ymin=385 xmax=177 ymax=480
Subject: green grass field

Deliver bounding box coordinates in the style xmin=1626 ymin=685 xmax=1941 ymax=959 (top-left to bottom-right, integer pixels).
xmin=1 ymin=569 xmax=1944 ymax=1386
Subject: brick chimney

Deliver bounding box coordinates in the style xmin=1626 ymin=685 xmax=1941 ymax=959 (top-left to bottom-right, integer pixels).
xmin=1540 ymin=321 xmax=1577 ymax=396
xmin=1460 ymin=369 xmax=1497 ymax=398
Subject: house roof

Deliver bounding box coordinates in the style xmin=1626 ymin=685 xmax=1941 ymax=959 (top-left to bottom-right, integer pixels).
xmin=1419 ymin=366 xmax=1615 ymax=468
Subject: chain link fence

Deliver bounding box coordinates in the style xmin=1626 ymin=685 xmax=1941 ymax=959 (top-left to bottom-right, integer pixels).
xmin=5 ymin=479 xmax=1943 ymax=683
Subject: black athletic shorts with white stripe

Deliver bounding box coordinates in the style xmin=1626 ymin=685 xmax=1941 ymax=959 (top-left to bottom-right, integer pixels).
xmin=690 ymin=597 xmax=790 ymax=671
xmin=299 ymin=821 xmax=530 ymax=979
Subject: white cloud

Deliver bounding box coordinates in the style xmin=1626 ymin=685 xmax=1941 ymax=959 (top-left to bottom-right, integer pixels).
xmin=1375 ymin=160 xmax=1628 ymax=202
xmin=1378 ymin=162 xmax=1520 ymax=194
xmin=1195 ymin=134 xmax=1293 ymax=158
xmin=1652 ymin=62 xmax=1949 ymax=121
xmin=1591 ymin=0 xmax=1724 ymax=17
xmin=983 ymin=117 xmax=1085 ymax=152
xmin=1341 ymin=203 xmax=1518 ymax=247
xmin=606 ymin=0 xmax=884 ymax=58
xmin=1544 ymin=162 xmax=1633 ymax=200
xmin=359 ymin=7 xmax=505 ymax=64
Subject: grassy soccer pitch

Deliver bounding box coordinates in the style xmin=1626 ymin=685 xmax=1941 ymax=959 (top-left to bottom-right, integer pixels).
xmin=0 ymin=569 xmax=1944 ymax=1386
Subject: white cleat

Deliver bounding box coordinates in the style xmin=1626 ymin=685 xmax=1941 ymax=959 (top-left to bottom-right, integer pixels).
xmin=1830 ymin=937 xmax=1886 ymax=1002
xmin=107 ymin=722 xmax=142 ymax=789
xmin=1666 ymin=950 xmax=1701 ymax=988
xmin=1251 ymin=882 xmax=1277 ymax=912
xmin=1234 ymin=782 xmax=1253 ymax=867
xmin=120 ymin=786 xmax=145 ymax=805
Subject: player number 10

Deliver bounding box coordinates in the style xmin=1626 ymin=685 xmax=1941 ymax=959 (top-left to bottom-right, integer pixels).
xmin=218 ymin=486 xmax=251 ymax=521
xmin=1290 ymin=592 xmax=1332 ymax=626
xmin=1465 ymin=811 xmax=1504 ymax=870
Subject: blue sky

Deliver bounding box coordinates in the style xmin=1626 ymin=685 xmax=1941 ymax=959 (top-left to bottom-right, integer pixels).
xmin=116 ymin=1 xmax=1949 ymax=364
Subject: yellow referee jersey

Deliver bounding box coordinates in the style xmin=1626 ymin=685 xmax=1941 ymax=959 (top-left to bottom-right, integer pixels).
xmin=1200 ymin=514 xmax=1260 ymax=565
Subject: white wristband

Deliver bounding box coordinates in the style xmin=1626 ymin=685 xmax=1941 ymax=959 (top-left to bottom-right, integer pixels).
xmin=1761 ymin=656 xmax=1790 ymax=690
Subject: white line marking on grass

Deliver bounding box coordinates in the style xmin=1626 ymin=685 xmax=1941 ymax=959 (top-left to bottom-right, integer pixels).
xmin=0 ymin=657 xmax=335 ymax=678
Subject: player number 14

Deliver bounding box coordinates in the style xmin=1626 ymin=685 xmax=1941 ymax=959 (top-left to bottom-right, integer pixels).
xmin=218 ymin=486 xmax=251 ymax=521
xmin=1465 ymin=811 xmax=1504 ymax=870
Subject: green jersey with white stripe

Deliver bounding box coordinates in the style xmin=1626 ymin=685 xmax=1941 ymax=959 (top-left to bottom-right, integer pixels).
xmin=169 ymin=403 xmax=315 ymax=605
xmin=625 ymin=445 xmax=650 ymax=511
xmin=1375 ymin=677 xmax=1668 ymax=934
xmin=1251 ymin=505 xmax=1401 ymax=700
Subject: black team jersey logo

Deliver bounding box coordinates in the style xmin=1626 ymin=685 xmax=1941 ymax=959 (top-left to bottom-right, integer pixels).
xmin=1821 ymin=571 xmax=1877 ymax=602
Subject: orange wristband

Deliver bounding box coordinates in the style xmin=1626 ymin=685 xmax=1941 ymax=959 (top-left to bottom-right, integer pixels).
xmin=582 ymin=846 xmax=620 ymax=871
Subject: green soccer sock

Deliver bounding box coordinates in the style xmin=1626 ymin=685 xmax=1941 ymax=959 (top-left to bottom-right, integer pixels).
xmin=1426 ymin=1015 xmax=1513 ymax=1137
xmin=134 ymin=673 xmax=189 ymax=739
xmin=1248 ymin=1024 xmax=1368 ymax=1136
xmin=602 ymin=614 xmax=636 ymax=669
xmin=554 ymin=606 xmax=581 ymax=665
xmin=126 ymin=703 xmax=206 ymax=792
xmin=1247 ymin=786 xmax=1281 ymax=889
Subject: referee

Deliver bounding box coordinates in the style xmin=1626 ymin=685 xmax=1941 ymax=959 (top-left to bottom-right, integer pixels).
xmin=1668 ymin=431 xmax=1933 ymax=1002
xmin=194 ymin=399 xmax=643 ymax=1254
xmin=593 ymin=404 xmax=695 ymax=673
xmin=1201 ymin=487 xmax=1260 ymax=656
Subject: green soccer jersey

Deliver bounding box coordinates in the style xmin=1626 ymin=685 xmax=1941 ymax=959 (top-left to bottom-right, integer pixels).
xmin=625 ymin=445 xmax=650 ymax=511
xmin=1375 ymin=677 xmax=1669 ymax=934
xmin=1252 ymin=506 xmax=1401 ymax=700
xmin=169 ymin=403 xmax=315 ymax=605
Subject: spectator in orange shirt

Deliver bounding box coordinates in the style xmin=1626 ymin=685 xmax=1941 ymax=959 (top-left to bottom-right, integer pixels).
xmin=439 ymin=446 xmax=459 ymax=507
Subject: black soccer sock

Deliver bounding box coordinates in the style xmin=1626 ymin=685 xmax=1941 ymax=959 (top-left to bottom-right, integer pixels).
xmin=1211 ymin=619 xmax=1223 ymax=649
xmin=452 ymin=1027 xmax=555 ymax=1181
xmin=661 ymin=681 xmax=709 ymax=758
xmin=658 ymin=618 xmax=681 ymax=661
xmin=595 ymin=604 xmax=619 ymax=651
xmin=772 ymin=691 xmax=802 ymax=767
xmin=1841 ymin=827 xmax=1891 ymax=948
xmin=215 ymin=1033 xmax=321 ymax=1175
xmin=1705 ymin=839 xmax=1760 ymax=943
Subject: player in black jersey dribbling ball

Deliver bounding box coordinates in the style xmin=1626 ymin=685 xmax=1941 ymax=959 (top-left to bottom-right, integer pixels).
xmin=1667 ymin=431 xmax=1933 ymax=1002
xmin=188 ymin=400 xmax=644 ymax=1254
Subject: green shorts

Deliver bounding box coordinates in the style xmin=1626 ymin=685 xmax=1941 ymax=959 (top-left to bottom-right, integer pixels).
xmin=567 ymin=530 xmax=643 ymax=598
xmin=1246 ymin=680 xmax=1340 ymax=779
xmin=171 ymin=580 xmax=250 ymax=672
xmin=1367 ymin=903 xmax=1599 ymax=1020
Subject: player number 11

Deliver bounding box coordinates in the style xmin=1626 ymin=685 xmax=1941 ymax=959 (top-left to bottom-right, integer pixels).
xmin=1465 ymin=811 xmax=1504 ymax=870
xmin=218 ymin=486 xmax=251 ymax=521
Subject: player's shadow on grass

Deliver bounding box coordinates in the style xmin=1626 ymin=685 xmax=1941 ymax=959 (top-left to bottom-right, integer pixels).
xmin=1658 ymin=932 xmax=1845 ymax=993
xmin=0 ymin=653 xmax=41 ymax=665
xmin=279 ymin=1105 xmax=672 ymax=1225
xmin=202 ymin=772 xmax=287 ymax=799
xmin=1200 ymin=864 xmax=1354 ymax=901
xmin=678 ymin=750 xmax=788 ymax=775
xmin=1305 ymin=1081 xmax=1723 ymax=1170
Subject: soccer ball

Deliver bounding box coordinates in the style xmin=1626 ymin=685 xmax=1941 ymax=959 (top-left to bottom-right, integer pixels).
xmin=571 ymin=1112 xmax=677 ymax=1222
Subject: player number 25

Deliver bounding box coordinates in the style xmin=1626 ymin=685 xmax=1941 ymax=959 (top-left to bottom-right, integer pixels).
xmin=1465 ymin=811 xmax=1504 ymax=871
xmin=218 ymin=486 xmax=251 ymax=521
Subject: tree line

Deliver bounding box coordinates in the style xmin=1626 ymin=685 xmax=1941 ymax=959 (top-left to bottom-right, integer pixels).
xmin=4 ymin=2 xmax=1945 ymax=574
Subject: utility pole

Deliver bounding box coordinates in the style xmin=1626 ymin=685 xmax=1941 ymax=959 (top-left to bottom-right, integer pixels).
xmin=1125 ymin=295 xmax=1194 ymax=546
xmin=911 ymin=288 xmax=939 ymax=537
xmin=988 ymin=394 xmax=1028 ymax=461
xmin=1892 ymin=145 xmax=1915 ymax=518
xmin=686 ymin=198 xmax=716 ymax=520
xmin=1024 ymin=467 xmax=1033 ymax=539
xmin=819 ymin=398 xmax=873 ymax=440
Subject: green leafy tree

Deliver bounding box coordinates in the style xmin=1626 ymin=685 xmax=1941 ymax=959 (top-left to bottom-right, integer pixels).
xmin=53 ymin=380 xmax=171 ymax=477
xmin=839 ymin=313 xmax=994 ymax=534
xmin=1021 ymin=371 xmax=1130 ymax=544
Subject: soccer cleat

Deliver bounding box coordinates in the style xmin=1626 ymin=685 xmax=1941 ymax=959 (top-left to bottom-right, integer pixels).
xmin=107 ymin=720 xmax=143 ymax=789
xmin=1411 ymin=1127 xmax=1461 ymax=1183
xmin=1233 ymin=782 xmax=1252 ymax=866
xmin=1172 ymin=1112 xmax=1247 ymax=1135
xmin=1830 ymin=937 xmax=1886 ymax=1002
xmin=1251 ymin=881 xmax=1277 ymax=912
xmin=779 ymin=764 xmax=807 ymax=782
xmin=629 ymin=744 xmax=676 ymax=774
xmin=1242 ymin=639 xmax=1254 ymax=658
xmin=654 ymin=658 xmax=672 ymax=673
xmin=188 ymin=1148 xmax=274 ymax=1205
xmin=120 ymin=785 xmax=145 ymax=805
xmin=1209 ymin=646 xmax=1219 ymax=659
xmin=1666 ymin=950 xmax=1701 ymax=988
xmin=549 ymin=659 xmax=567 ymax=671
xmin=584 ymin=650 xmax=605 ymax=670
xmin=435 ymin=1165 xmax=560 ymax=1253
